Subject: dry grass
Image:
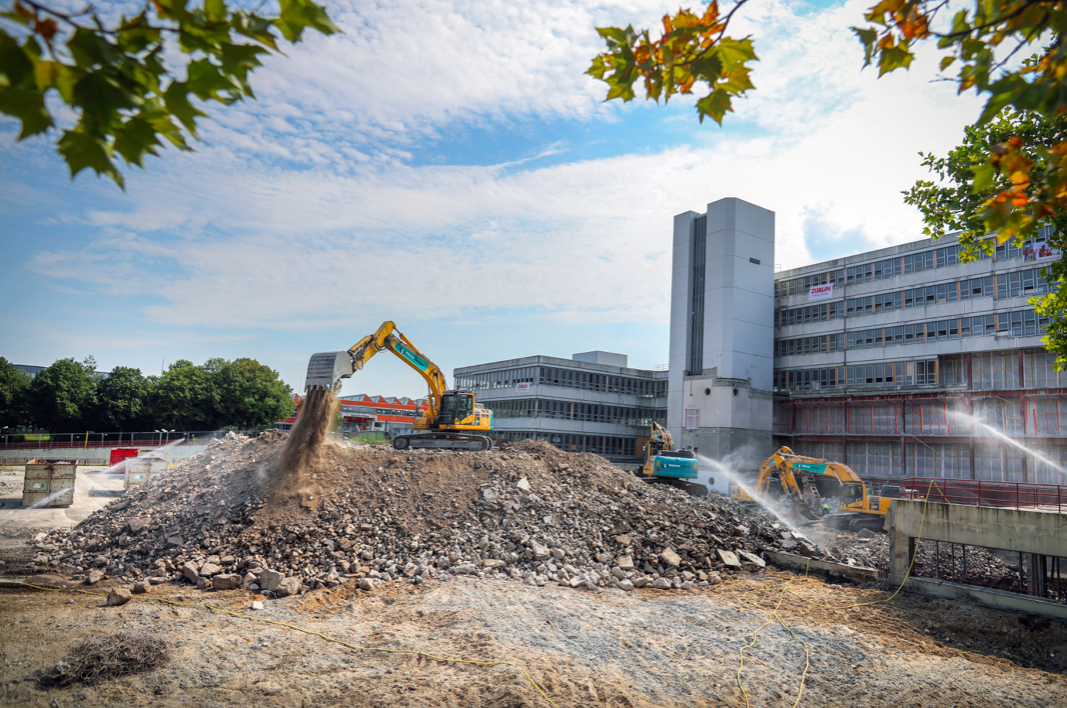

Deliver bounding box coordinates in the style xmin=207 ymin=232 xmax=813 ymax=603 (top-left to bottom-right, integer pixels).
xmin=35 ymin=633 xmax=169 ymax=687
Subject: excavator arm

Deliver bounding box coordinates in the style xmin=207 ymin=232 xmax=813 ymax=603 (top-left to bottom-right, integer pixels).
xmin=304 ymin=321 xmax=449 ymax=421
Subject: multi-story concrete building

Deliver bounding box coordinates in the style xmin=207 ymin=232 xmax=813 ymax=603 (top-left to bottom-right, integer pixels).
xmin=453 ymin=351 xmax=667 ymax=462
xmin=771 ymin=227 xmax=1065 ymax=484
xmin=668 ymin=197 xmax=776 ymax=462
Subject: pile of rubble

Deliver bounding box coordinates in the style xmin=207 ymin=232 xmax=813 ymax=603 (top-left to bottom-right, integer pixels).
xmin=34 ymin=433 xmax=818 ymax=597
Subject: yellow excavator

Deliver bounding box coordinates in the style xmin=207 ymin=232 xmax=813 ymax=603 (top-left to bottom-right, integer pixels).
xmin=304 ymin=321 xmax=495 ymax=451
xmin=730 ymin=447 xmax=902 ymax=532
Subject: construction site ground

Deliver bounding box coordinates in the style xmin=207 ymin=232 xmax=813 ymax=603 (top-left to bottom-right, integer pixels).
xmin=1 ymin=562 xmax=1065 ymax=707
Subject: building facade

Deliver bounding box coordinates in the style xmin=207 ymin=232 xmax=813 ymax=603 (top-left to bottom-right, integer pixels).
xmin=277 ymin=394 xmax=429 ymax=435
xmin=771 ymin=227 xmax=1065 ymax=485
xmin=454 ymin=351 xmax=667 ymax=461
xmin=668 ymin=197 xmax=776 ymax=462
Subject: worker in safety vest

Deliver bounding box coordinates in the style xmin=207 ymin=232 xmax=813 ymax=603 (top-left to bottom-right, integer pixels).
xmin=821 ymin=503 xmax=831 ymax=516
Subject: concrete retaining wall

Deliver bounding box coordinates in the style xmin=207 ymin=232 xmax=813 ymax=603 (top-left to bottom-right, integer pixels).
xmin=0 ymin=444 xmax=209 ymax=466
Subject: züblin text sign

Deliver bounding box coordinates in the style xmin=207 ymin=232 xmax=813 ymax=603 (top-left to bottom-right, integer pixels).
xmin=808 ymin=283 xmax=834 ymax=300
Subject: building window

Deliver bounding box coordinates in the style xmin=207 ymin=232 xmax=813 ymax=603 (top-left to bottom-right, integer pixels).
xmin=688 ymin=215 xmax=707 ymax=374
xmin=685 ymin=409 xmax=699 ymax=429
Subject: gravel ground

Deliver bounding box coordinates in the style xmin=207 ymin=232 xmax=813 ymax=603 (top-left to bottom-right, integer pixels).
xmin=1 ymin=571 xmax=1064 ymax=707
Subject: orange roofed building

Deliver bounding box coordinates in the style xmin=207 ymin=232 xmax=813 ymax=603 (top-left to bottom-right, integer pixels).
xmin=277 ymin=394 xmax=430 ymax=435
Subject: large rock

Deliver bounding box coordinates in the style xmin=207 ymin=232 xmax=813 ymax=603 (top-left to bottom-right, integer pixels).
xmin=107 ymin=588 xmax=132 ymax=606
xmin=181 ymin=561 xmax=201 ymax=583
xmin=212 ymin=573 xmax=242 ymax=590
xmin=659 ymin=548 xmax=682 ymax=567
xmin=132 ymin=580 xmax=151 ymax=594
xmin=199 ymin=562 xmax=223 ymax=577
xmin=259 ymin=569 xmax=284 ymax=592
xmin=530 ymin=542 xmax=550 ymax=560
xmin=276 ymin=577 xmax=301 ymax=597
xmin=717 ymin=549 xmax=742 ymax=569
xmin=616 ymin=555 xmax=634 ymax=571
xmin=652 ymin=577 xmax=672 ymax=590
xmin=737 ymin=550 xmax=766 ymax=570
xmin=86 ymin=569 xmax=105 ymax=586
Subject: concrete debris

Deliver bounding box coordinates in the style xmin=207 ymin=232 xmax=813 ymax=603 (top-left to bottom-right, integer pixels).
xmin=43 ymin=432 xmax=820 ymax=597
xmin=250 ymin=601 xmax=264 ymax=610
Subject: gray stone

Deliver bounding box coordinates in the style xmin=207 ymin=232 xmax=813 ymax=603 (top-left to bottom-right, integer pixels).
xmin=856 ymin=528 xmax=877 ymax=539
xmin=659 ymin=548 xmax=682 ymax=567
xmin=359 ymin=578 xmax=374 ymax=591
xmin=481 ymin=487 xmax=500 ymax=501
xmin=617 ymin=579 xmax=634 ymax=591
xmin=132 ymin=581 xmax=150 ymax=594
xmin=86 ymin=569 xmax=105 ymax=585
xmin=147 ymin=576 xmax=167 ymax=585
xmin=250 ymin=601 xmax=264 ymax=610
xmin=681 ymin=581 xmax=694 ymax=590
xmin=128 ymin=518 xmax=149 ymax=533
xmin=196 ymin=577 xmax=212 ymax=591
xmin=107 ymin=588 xmax=133 ymax=606
xmin=212 ymin=573 xmax=242 ymax=590
xmin=482 ymin=559 xmax=506 ymax=569
xmin=181 ymin=561 xmax=201 ymax=583
xmin=706 ymin=572 xmax=723 ymax=585
xmin=568 ymin=577 xmax=586 ymax=588
xmin=515 ymin=477 xmax=531 ymax=492
xmin=92 ymin=555 xmax=108 ymax=568
xmin=652 ymin=578 xmax=672 ymax=590
xmin=259 ymin=569 xmax=284 ymax=592
xmin=166 ymin=536 xmax=183 ymax=548
xmin=551 ymin=548 xmax=565 ymax=559
xmin=276 ymin=577 xmax=301 ymax=597
xmin=611 ymin=567 xmax=626 ymax=580
xmin=779 ymin=538 xmax=798 ymax=550
xmin=616 ymin=555 xmax=634 ymax=571
xmin=632 ymin=576 xmax=650 ymax=588
xmin=531 ymin=542 xmax=550 ymax=560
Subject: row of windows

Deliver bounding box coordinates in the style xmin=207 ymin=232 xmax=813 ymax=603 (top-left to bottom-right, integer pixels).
xmin=778 ymin=300 xmax=845 ymax=326
xmin=776 ymin=233 xmax=1060 ymax=301
xmin=774 ymin=333 xmax=845 ymax=357
xmin=454 ymin=367 xmax=666 ymax=397
xmin=779 ymin=272 xmax=1030 ymax=326
xmin=482 ymin=398 xmax=665 ymax=426
xmin=997 ymin=267 xmax=1059 ymax=299
xmin=777 ymin=309 xmax=1049 ymax=358
xmin=773 ymin=357 xmax=951 ymax=392
xmin=494 ymin=430 xmax=637 ymax=458
xmin=339 ymin=406 xmax=420 ymax=418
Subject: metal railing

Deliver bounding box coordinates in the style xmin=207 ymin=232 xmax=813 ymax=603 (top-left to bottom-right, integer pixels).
xmin=0 ymin=429 xmax=263 ymax=451
xmin=912 ymin=541 xmax=1067 ymax=604
xmin=900 ymin=476 xmax=1067 ymax=514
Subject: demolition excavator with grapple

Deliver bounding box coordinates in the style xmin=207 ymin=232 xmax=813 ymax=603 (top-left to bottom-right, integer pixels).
xmin=304 ymin=321 xmax=494 ymax=451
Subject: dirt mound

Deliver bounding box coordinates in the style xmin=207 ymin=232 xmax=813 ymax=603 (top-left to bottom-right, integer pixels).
xmin=40 ymin=434 xmax=815 ymax=595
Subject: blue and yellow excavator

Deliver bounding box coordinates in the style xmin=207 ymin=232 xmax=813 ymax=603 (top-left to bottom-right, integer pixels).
xmin=634 ymin=423 xmax=709 ymax=497
xmin=304 ymin=321 xmax=494 ymax=451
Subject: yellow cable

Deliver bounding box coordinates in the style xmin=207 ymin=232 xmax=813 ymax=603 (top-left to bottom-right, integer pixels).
xmin=12 ymin=583 xmax=559 ymax=708
xmin=732 ymin=479 xmax=934 ymax=707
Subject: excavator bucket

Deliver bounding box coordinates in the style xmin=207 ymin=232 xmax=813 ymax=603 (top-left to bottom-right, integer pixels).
xmin=304 ymin=351 xmax=355 ymax=392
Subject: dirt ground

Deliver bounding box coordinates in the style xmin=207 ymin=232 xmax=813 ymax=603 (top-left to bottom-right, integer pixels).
xmin=1 ymin=568 xmax=1065 ymax=708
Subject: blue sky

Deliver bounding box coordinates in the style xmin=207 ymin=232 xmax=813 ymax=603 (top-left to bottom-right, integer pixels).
xmin=1 ymin=0 xmax=983 ymax=400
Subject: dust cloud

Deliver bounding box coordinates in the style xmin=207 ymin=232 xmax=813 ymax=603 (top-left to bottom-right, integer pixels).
xmin=275 ymin=388 xmax=336 ymax=488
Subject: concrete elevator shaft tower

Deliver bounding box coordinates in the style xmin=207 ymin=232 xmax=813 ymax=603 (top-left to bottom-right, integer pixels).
xmin=668 ymin=197 xmax=775 ymax=469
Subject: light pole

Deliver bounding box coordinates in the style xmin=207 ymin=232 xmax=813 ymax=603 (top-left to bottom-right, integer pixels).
xmin=163 ymin=429 xmax=175 ymax=446
xmin=155 ymin=429 xmax=162 ymax=447
xmin=84 ymin=431 xmax=94 ymax=448
xmin=1 ymin=426 xmax=7 ymax=446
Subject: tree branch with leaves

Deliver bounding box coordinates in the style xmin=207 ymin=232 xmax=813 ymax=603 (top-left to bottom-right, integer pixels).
xmin=0 ymin=0 xmax=337 ymax=188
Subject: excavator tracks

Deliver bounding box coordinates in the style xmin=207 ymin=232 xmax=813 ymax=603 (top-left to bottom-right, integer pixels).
xmin=393 ymin=433 xmax=493 ymax=451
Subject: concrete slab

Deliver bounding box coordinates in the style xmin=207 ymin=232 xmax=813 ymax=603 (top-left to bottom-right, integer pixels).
xmin=765 ymin=550 xmax=880 ymax=583
xmin=904 ymin=576 xmax=1067 ymax=620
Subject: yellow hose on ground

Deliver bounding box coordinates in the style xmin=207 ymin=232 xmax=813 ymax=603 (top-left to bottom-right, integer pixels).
xmin=734 ymin=479 xmax=935 ymax=708
xmin=11 ymin=583 xmax=560 ymax=708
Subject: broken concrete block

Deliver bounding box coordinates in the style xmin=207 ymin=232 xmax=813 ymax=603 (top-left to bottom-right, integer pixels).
xmin=107 ymin=588 xmax=132 ymax=606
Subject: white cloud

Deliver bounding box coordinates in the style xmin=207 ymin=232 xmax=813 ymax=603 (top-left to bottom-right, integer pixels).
xmin=16 ymin=0 xmax=985 ymax=335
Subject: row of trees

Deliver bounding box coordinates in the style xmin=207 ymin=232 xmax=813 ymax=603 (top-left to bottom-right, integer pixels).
xmin=0 ymin=356 xmax=295 ymax=433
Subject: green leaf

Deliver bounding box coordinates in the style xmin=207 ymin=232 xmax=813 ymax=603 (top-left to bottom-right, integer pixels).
xmin=164 ymin=82 xmax=206 ymax=134
xmin=187 ymin=58 xmax=233 ymax=101
xmin=0 ymin=87 xmax=53 ymax=138
xmin=276 ymin=0 xmax=339 ymax=43
xmin=696 ymin=89 xmax=733 ymax=125
xmin=56 ymin=129 xmax=123 ymax=187
xmin=940 ymin=55 xmax=956 ymax=71
xmin=970 ymin=163 xmax=996 ymax=193
xmin=877 ymin=44 xmax=914 ymax=77
xmin=852 ymin=27 xmax=878 ymax=68
xmin=113 ymin=116 xmax=163 ymax=168
xmin=0 ymin=29 xmax=34 ymax=88
xmin=67 ymin=28 xmax=120 ymax=68
xmin=72 ymin=72 xmax=142 ymax=128
xmin=34 ymin=60 xmax=79 ymax=103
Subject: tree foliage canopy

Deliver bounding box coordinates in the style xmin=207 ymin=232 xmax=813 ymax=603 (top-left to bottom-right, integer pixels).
xmin=2 ymin=355 xmax=295 ymax=432
xmin=591 ymin=0 xmax=1067 ymax=364
xmin=0 ymin=0 xmax=337 ymax=188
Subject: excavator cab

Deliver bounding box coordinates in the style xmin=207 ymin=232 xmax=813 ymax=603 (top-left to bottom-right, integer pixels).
xmin=437 ymin=392 xmax=475 ymax=426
